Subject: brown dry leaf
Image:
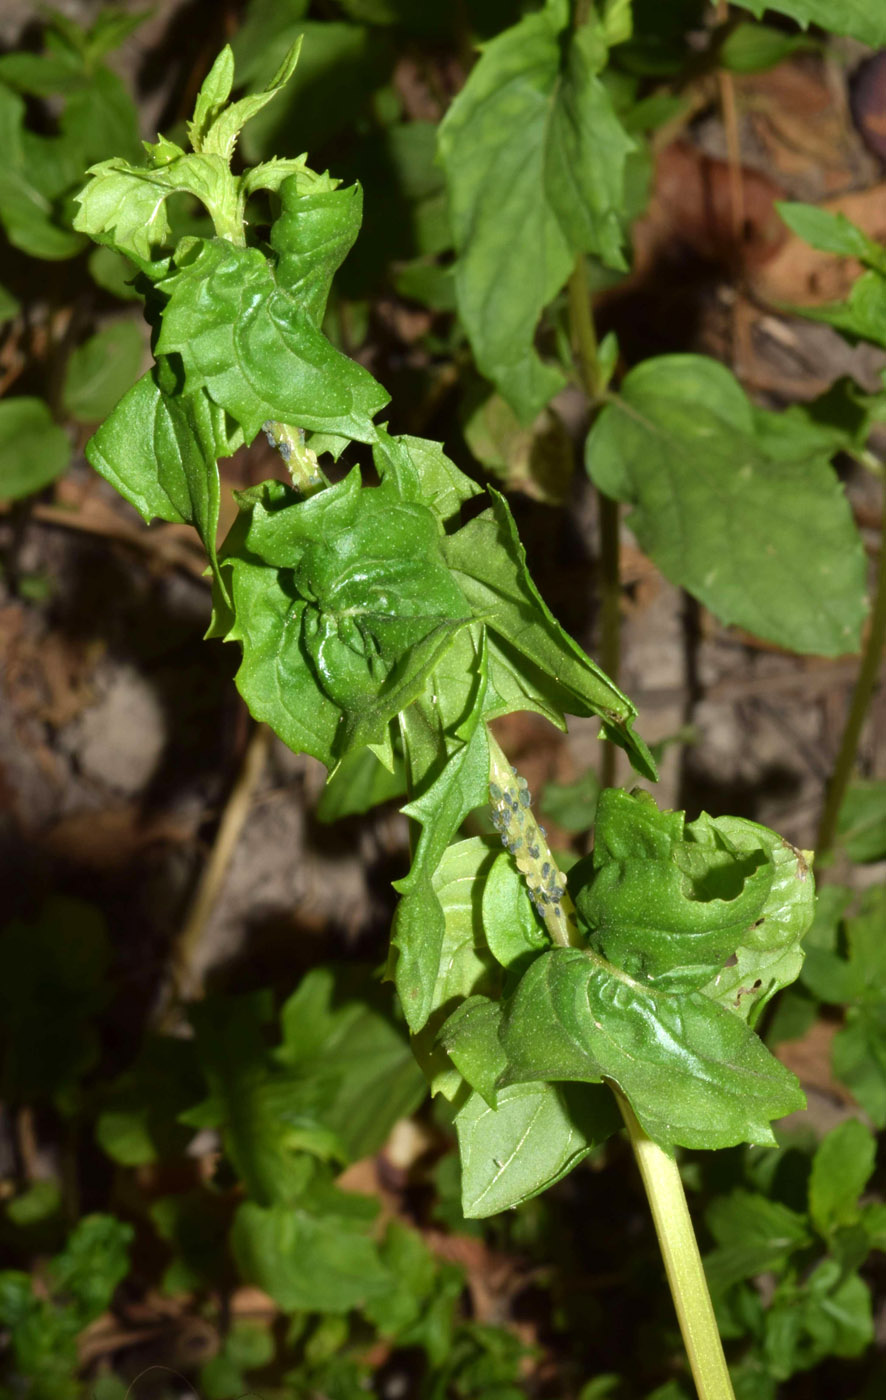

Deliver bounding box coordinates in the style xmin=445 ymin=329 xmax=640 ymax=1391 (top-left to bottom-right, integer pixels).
xmin=43 ymin=806 xmax=192 ymax=870
xmin=776 ymin=1018 xmax=856 ymax=1103
xmin=632 ymin=142 xmax=787 ymax=279
xmin=736 ymin=62 xmax=860 ymax=194
xmin=750 ymin=182 xmax=886 ymax=307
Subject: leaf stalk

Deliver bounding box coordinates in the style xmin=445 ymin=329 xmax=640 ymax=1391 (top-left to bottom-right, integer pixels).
xmin=816 ymin=472 xmax=886 ymax=856
xmin=567 ymin=253 xmax=621 ymax=786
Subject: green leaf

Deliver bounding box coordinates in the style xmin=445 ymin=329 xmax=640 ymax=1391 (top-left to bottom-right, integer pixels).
xmin=189 ymin=994 xmax=349 ymax=1206
xmin=482 ymin=849 xmax=550 ymax=972
xmin=155 ymin=228 xmax=388 ymax=441
xmin=442 ymin=491 xmax=656 ymax=779
xmin=787 ymin=269 xmax=886 ymax=349
xmin=87 ymin=245 xmax=141 ymax=300
xmin=463 ymin=390 xmax=574 ymax=505
xmin=718 ymin=22 xmax=817 ymax=72
xmin=197 ymin=43 xmax=303 ymax=162
xmin=456 ymin=1079 xmax=618 ymax=1217
xmin=438 ymin=0 xmax=633 ymax=419
xmin=732 ymin=0 xmax=886 ymax=48
xmin=0 ymin=897 xmax=109 ymax=1109
xmin=274 ymin=965 xmax=426 ymax=1160
xmin=809 ymin=1118 xmax=876 ymax=1236
xmin=0 ymin=83 xmax=84 ymax=259
xmin=500 ymin=947 xmax=805 ymax=1150
xmin=363 ymin=1221 xmax=440 ymax=1337
xmin=540 ymin=768 xmax=602 ymax=833
xmin=837 ymin=780 xmax=886 ymax=862
xmin=316 ymin=742 xmax=407 ymax=821
xmin=62 ymin=320 xmax=144 ymax=423
xmin=86 ymin=368 xmax=241 ymax=581
xmin=48 ymin=1214 xmax=133 ymax=1324
xmin=704 ymin=1189 xmax=811 ymax=1292
xmin=231 ymin=1174 xmax=389 ymax=1312
xmin=833 ymin=1007 xmax=886 ymax=1127
xmin=763 ymin=1262 xmax=873 ymax=1379
xmin=439 ymin=995 xmax=508 ymax=1106
xmin=586 ymin=354 xmax=867 ymax=655
xmin=568 ymin=790 xmax=812 ymax=1021
xmin=0 ymin=398 xmax=71 ymax=500
xmin=227 ymin=467 xmax=473 ymax=768
xmin=777 ymin=201 xmax=886 ymax=273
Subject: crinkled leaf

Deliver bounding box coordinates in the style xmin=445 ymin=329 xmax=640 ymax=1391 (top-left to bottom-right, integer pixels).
xmin=456 ymin=1079 xmax=618 ymax=1218
xmin=0 ymin=398 xmax=70 ymax=500
xmin=442 ymin=491 xmax=656 ymax=779
xmin=274 ymin=965 xmax=426 ymax=1161
xmin=586 ymin=354 xmax=867 ymax=655
xmin=437 ymin=0 xmax=633 ymax=419
xmin=704 ymin=1190 xmax=811 ymax=1293
xmin=733 ymin=0 xmax=886 ymax=47
xmin=809 ymin=1119 xmax=876 ymax=1237
xmin=500 ymin=947 xmax=805 ymax=1150
xmin=837 ymin=780 xmax=886 ymax=863
xmin=570 ymin=792 xmax=811 ymax=1019
xmin=227 ymin=468 xmax=473 ymax=767
xmin=62 ymin=320 xmax=144 ymax=423
xmin=155 ymin=231 xmax=388 ymax=440
xmin=231 ymin=1177 xmax=388 ymax=1312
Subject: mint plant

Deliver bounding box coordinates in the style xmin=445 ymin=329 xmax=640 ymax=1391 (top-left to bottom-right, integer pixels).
xmin=69 ymin=34 xmax=825 ymax=1400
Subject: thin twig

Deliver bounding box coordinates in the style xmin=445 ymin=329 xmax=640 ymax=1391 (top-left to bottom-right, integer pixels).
xmin=162 ymin=722 xmax=273 ymax=1012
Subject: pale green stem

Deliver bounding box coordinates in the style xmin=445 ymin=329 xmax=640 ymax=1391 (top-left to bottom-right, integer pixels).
xmin=616 ymin=1094 xmax=736 ymax=1400
xmin=263 ymin=421 xmax=329 ymax=496
xmin=486 ymin=729 xmax=583 ymax=949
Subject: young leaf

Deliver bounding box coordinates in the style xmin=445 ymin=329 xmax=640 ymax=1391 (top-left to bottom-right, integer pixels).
xmin=456 ymin=1079 xmax=618 ymax=1218
xmin=0 ymin=398 xmax=70 ymax=501
xmin=155 ymin=229 xmax=389 ymax=441
xmin=586 ymin=354 xmax=867 ymax=656
xmin=499 ymin=947 xmax=805 ymax=1151
xmin=438 ymin=0 xmax=633 ymax=420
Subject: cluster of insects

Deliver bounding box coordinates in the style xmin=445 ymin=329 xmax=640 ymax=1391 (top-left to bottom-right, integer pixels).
xmin=489 ymin=770 xmax=570 ymax=928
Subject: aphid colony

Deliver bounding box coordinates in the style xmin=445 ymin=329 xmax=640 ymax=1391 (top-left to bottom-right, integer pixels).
xmin=489 ymin=769 xmax=571 ymax=928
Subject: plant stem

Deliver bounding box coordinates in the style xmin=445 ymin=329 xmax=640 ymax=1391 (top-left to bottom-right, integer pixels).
xmin=816 ymin=472 xmax=886 ymax=856
xmin=567 ymin=253 xmax=621 ymax=787
xmin=486 ymin=729 xmax=583 ymax=949
xmin=616 ymin=1092 xmax=736 ymax=1400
